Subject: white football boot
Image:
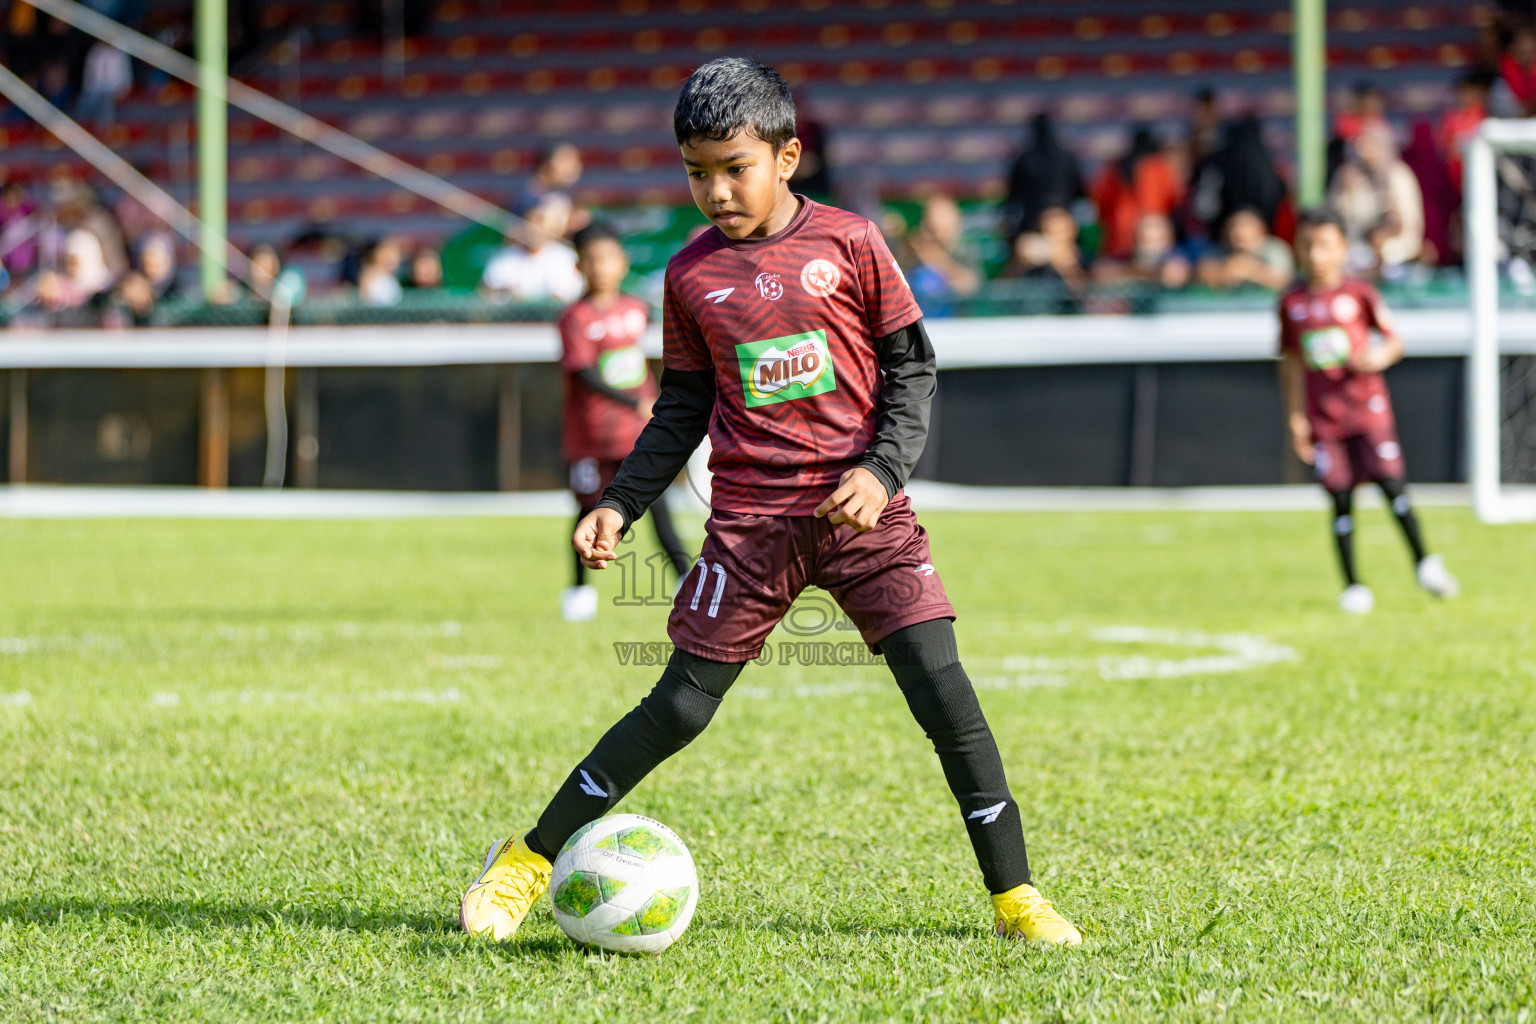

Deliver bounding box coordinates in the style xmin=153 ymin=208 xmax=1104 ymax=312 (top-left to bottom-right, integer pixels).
xmin=1339 ymin=584 xmax=1375 ymax=615
xmin=560 ymin=585 xmax=598 ymax=622
xmin=1416 ymin=555 xmax=1460 ymax=599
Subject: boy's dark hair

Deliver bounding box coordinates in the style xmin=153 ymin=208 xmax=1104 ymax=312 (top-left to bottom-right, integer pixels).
xmin=572 ymin=221 xmax=622 ymax=254
xmin=1295 ymin=207 xmax=1347 ymax=237
xmin=673 ymin=57 xmax=797 ymax=150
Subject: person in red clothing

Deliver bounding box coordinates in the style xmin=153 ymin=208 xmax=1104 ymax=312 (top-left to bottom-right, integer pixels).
xmin=1278 ymin=209 xmax=1460 ymax=614
xmin=461 ymin=57 xmax=1082 ymax=947
xmin=1501 ymin=23 xmax=1536 ymax=117
xmin=557 ymin=223 xmax=692 ymax=621
xmin=1090 ymin=126 xmax=1185 ymax=261
xmin=1437 ymin=71 xmax=1491 ymax=188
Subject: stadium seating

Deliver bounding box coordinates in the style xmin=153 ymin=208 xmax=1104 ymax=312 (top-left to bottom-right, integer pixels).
xmin=0 ymin=0 xmax=1485 ymax=256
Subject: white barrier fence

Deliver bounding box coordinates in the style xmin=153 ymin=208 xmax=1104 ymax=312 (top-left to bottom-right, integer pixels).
xmin=4 ymin=309 xmax=1536 ymax=369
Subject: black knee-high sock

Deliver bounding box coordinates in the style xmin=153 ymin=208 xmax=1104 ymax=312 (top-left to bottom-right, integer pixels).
xmin=1330 ymin=489 xmax=1358 ymax=587
xmin=1377 ymin=477 xmax=1428 ymax=564
xmin=647 ymin=497 xmax=693 ymax=581
xmin=527 ymin=650 xmax=745 ymax=860
xmin=881 ymin=618 xmax=1031 ymax=893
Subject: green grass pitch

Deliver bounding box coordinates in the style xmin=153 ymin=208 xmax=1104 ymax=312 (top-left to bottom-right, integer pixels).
xmin=1 ymin=507 xmax=1533 ymax=1022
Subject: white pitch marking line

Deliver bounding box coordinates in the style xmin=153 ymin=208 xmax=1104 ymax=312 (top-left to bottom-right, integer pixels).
xmin=730 ymin=623 xmax=1296 ymax=699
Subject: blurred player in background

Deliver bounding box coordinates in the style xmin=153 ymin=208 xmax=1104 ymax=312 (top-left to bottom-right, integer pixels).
xmin=558 ymin=222 xmax=693 ymax=622
xmin=1279 ymin=208 xmax=1459 ymax=614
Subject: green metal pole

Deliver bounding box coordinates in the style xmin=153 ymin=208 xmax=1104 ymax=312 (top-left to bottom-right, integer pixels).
xmin=196 ymin=0 xmax=227 ymax=300
xmin=1293 ymin=0 xmax=1326 ymax=207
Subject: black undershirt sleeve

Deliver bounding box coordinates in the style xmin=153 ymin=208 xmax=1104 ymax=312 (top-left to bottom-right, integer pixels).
xmin=857 ymin=318 xmax=937 ymax=499
xmin=573 ymin=366 xmax=642 ymax=409
xmin=594 ymin=366 xmax=715 ymax=533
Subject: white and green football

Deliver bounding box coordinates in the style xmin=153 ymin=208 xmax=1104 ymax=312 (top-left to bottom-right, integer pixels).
xmin=548 ymin=813 xmax=698 ymax=954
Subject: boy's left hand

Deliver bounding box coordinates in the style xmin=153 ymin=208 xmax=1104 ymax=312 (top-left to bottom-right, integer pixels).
xmin=813 ymin=467 xmax=888 ymax=532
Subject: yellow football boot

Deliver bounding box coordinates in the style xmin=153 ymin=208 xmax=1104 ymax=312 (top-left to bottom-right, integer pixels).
xmin=992 ymin=883 xmax=1082 ymax=946
xmin=459 ymin=834 xmax=552 ymax=941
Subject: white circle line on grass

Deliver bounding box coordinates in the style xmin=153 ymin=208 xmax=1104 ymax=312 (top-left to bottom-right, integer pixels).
xmin=1 ymin=690 xmax=32 ymax=707
xmin=730 ymin=624 xmax=1296 ymax=700
xmin=142 ymin=687 xmax=464 ymax=709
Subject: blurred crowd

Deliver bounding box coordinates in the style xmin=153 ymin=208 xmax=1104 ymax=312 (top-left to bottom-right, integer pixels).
xmin=12 ymin=0 xmax=1536 ymax=325
xmin=892 ymin=72 xmax=1500 ymax=315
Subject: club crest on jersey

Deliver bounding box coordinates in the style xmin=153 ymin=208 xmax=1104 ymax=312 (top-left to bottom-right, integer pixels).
xmin=801 ymin=258 xmax=840 ymax=298
xmin=755 ymin=272 xmax=783 ymax=300
xmin=735 ymin=329 xmax=837 ymax=408
xmin=1331 ymin=294 xmax=1361 ymax=321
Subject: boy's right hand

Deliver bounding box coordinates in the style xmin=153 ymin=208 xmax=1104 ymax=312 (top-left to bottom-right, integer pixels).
xmin=573 ymin=507 xmax=626 ymax=569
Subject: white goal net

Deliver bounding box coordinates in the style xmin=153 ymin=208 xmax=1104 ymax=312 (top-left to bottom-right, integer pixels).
xmin=1465 ymin=119 xmax=1536 ymax=522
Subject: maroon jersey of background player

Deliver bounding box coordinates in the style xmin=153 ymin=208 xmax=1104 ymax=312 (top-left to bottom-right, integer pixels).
xmin=558 ymin=293 xmax=658 ymax=462
xmin=1276 ymin=279 xmax=1398 ymax=441
xmin=663 ymin=195 xmax=920 ymax=515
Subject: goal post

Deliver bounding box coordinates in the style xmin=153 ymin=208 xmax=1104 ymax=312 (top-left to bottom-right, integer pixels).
xmin=1465 ymin=118 xmax=1536 ymax=523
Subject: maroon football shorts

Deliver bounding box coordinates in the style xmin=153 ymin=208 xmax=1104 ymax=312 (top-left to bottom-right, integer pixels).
xmin=570 ymin=457 xmax=625 ymax=514
xmin=1312 ymin=426 xmax=1406 ymax=492
xmin=666 ymin=494 xmax=957 ymax=663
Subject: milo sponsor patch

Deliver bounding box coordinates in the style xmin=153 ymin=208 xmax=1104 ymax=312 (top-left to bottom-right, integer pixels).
xmin=1301 ymin=326 xmax=1351 ymax=370
xmin=597 ymin=345 xmax=648 ymax=389
xmin=736 ymin=330 xmax=837 ymax=408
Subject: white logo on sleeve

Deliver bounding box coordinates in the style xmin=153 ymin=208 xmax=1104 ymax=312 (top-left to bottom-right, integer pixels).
xmin=578 ymin=769 xmax=608 ymax=798
xmin=705 ymin=287 xmax=734 ymax=304
xmin=913 ymin=563 xmax=934 ymax=576
xmin=968 ymin=801 xmax=1007 ymax=825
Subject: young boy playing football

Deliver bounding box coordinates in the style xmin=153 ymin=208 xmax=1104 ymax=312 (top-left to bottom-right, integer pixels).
xmin=461 ymin=57 xmax=1082 ymax=946
xmin=558 ymin=222 xmax=693 ymax=622
xmin=1278 ymin=208 xmax=1459 ymax=613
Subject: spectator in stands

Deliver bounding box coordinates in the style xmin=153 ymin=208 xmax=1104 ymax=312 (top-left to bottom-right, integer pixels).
xmin=482 ymin=192 xmax=583 ymax=303
xmin=1091 ymin=126 xmax=1185 ymax=261
xmin=1439 ymin=71 xmax=1491 ymax=188
xmin=0 ymin=177 xmax=40 ymax=278
xmin=1002 ymin=113 xmax=1085 ymax=243
xmin=899 ymin=195 xmax=980 ymax=308
xmin=1094 ymin=213 xmax=1191 ymax=291
xmin=1189 ymin=115 xmax=1286 ymax=240
xmin=406 ymin=245 xmax=443 ymax=290
xmin=135 ymin=232 xmax=178 ymax=298
xmin=1403 ymin=121 xmax=1456 ymax=267
xmin=515 ymin=144 xmax=584 ymax=214
xmin=1335 ymin=80 xmax=1388 ymax=144
xmin=76 ymin=40 xmax=132 ymax=129
xmin=1500 ymin=21 xmax=1536 ymax=116
xmin=997 ymin=206 xmax=1088 ymax=298
xmin=249 ymin=243 xmax=283 ymax=297
xmin=50 ymin=175 xmax=129 ymax=286
xmin=1197 ymin=207 xmax=1294 ymax=291
xmin=1329 ymin=124 xmax=1424 ymax=274
xmin=35 ymin=228 xmax=115 ymax=314
xmin=110 ymin=233 xmax=178 ymax=326
xmin=791 ymin=112 xmax=831 ymax=196
xmin=358 ymin=238 xmax=404 ymax=306
xmin=1188 ymin=87 xmax=1223 ymax=167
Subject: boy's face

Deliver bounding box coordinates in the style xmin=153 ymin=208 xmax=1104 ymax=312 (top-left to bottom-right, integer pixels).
xmin=1298 ymin=223 xmax=1348 ymax=282
xmin=681 ymin=131 xmax=801 ymax=239
xmin=577 ymin=236 xmax=628 ymax=294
